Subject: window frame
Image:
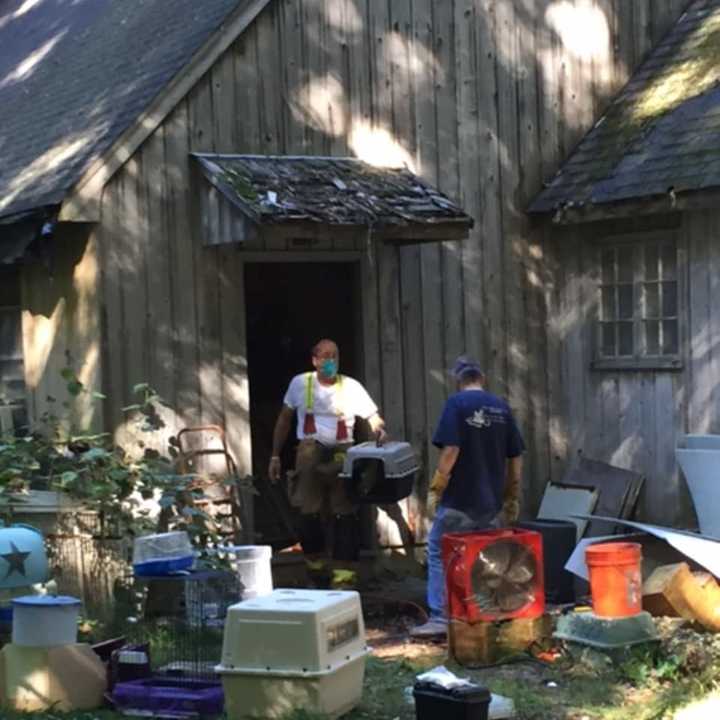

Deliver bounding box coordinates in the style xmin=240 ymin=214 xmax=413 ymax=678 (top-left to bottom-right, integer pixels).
xmin=0 ymin=268 xmax=27 ymax=431
xmin=590 ymin=231 xmax=685 ymax=372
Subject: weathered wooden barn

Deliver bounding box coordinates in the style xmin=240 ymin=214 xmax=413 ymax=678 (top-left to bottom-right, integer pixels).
xmin=531 ymin=0 xmax=720 ymax=526
xmin=0 ymin=0 xmax=702 ymax=550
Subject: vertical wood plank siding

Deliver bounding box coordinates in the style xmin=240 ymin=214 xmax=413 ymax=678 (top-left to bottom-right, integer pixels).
xmin=94 ymin=0 xmax=688 ymax=537
xmin=549 ymin=208 xmax=720 ymax=528
xmin=22 ymin=223 xmax=103 ymax=431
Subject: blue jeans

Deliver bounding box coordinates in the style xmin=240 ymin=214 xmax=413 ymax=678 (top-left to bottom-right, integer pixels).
xmin=427 ymin=506 xmax=497 ymax=621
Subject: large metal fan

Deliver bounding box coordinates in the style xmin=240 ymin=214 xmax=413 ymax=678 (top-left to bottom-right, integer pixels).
xmin=470 ymin=539 xmax=539 ymax=615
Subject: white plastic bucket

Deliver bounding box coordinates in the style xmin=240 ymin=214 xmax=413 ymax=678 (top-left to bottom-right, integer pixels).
xmin=219 ymin=546 xmax=273 ymax=600
xmin=11 ymin=595 xmax=81 ymax=647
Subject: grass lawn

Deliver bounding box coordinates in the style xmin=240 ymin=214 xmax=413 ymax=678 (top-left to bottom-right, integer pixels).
xmin=348 ymin=645 xmax=720 ymax=720
xmin=6 ymin=648 xmax=719 ymax=720
xmin=4 ymin=621 xmax=720 ymax=719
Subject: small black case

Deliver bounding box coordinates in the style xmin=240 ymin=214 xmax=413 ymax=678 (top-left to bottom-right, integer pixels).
xmin=413 ymin=681 xmax=491 ymax=720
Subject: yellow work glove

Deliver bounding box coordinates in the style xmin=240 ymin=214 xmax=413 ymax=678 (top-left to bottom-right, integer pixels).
xmin=428 ymin=469 xmax=449 ymax=516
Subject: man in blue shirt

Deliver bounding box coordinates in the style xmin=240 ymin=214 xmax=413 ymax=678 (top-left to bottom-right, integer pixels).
xmin=411 ymin=356 xmax=525 ymax=638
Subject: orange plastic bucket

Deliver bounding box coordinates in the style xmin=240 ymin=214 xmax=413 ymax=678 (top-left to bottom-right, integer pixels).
xmin=585 ymin=542 xmax=642 ymax=618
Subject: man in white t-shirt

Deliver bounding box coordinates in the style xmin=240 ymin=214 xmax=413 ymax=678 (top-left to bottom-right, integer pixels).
xmin=268 ymin=338 xmax=387 ymax=561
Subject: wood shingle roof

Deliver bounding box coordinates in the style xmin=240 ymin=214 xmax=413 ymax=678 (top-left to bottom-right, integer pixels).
xmin=195 ymin=154 xmax=474 ymax=238
xmin=530 ymin=0 xmax=720 ymax=216
xmin=0 ymin=0 xmax=262 ymax=219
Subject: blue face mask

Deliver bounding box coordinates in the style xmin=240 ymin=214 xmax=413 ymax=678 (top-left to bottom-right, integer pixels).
xmin=321 ymin=359 xmax=338 ymax=378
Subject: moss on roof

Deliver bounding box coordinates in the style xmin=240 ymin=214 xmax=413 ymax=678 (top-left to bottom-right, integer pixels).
xmin=196 ymin=154 xmax=474 ymax=230
xmin=608 ymin=20 xmax=720 ymax=141
xmin=221 ymin=169 xmax=258 ymax=202
xmin=531 ymin=1 xmax=720 ymax=213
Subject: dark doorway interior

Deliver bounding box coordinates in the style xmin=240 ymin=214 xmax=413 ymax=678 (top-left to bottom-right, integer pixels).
xmin=244 ymin=261 xmax=361 ymax=545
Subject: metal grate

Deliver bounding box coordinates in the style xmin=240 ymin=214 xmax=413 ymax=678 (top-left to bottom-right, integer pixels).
xmin=134 ymin=569 xmax=241 ymax=681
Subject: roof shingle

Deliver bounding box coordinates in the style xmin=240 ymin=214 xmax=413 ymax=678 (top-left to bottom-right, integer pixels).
xmin=195 ymin=154 xmax=474 ymax=233
xmin=0 ymin=0 xmax=252 ymax=219
xmin=530 ymin=0 xmax=720 ymax=214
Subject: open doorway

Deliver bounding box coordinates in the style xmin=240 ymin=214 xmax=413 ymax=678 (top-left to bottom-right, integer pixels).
xmin=244 ymin=260 xmax=362 ymax=543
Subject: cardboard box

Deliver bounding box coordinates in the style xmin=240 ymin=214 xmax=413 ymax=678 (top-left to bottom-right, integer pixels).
xmin=449 ymin=615 xmax=552 ymax=666
xmin=643 ymin=562 xmax=720 ymax=631
xmin=0 ymin=643 xmax=106 ymax=712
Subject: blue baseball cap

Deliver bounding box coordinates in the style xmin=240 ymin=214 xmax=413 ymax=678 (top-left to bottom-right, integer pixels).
xmin=451 ymin=355 xmax=484 ymax=380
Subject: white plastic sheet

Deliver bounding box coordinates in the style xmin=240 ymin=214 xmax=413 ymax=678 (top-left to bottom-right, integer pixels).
xmin=566 ymin=515 xmax=720 ymax=579
xmin=415 ymin=665 xmax=474 ymax=689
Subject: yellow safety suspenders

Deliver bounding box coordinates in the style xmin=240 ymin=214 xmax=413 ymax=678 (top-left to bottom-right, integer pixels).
xmin=303 ymin=372 xmax=348 ymax=442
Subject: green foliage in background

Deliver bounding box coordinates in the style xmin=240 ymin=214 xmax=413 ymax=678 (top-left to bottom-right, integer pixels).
xmin=0 ymin=368 xmax=230 ymax=551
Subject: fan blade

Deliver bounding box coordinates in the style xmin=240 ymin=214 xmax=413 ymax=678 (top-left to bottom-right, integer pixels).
xmin=469 ymin=539 xmax=539 ymax=616
xmin=473 ymin=588 xmax=500 ymax=614
xmin=475 ymin=542 xmax=512 ymax=579
xmin=505 ymin=550 xmax=536 ymax=584
xmin=496 ymin=581 xmax=536 ymax=612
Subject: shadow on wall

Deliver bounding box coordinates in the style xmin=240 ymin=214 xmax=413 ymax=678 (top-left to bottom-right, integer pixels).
xmin=21 ymin=223 xmax=102 ymax=433
xmin=17 ymin=0 xmax=692 ymax=530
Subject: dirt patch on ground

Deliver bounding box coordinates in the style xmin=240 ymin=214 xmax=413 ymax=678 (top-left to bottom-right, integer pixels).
xmin=369 ymin=634 xmax=445 ymax=660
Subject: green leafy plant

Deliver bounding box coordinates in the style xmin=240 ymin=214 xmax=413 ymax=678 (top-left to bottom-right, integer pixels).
xmin=618 ymin=644 xmax=684 ymax=687
xmin=0 ymin=368 xmax=233 ymax=554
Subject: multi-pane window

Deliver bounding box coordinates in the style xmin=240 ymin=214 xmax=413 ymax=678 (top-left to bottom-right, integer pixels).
xmin=598 ymin=238 xmax=679 ymax=363
xmin=0 ymin=269 xmax=26 ymax=432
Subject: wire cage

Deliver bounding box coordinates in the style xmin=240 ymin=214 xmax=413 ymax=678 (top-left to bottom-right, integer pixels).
xmin=133 ymin=569 xmax=242 ymax=681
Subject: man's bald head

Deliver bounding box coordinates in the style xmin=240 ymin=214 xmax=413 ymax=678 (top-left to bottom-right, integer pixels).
xmin=312 ymin=339 xmax=339 ymax=359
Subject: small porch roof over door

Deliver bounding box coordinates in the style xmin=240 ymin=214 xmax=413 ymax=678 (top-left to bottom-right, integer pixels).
xmin=193 ymin=153 xmax=474 ymax=245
